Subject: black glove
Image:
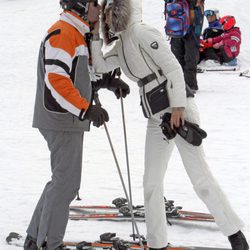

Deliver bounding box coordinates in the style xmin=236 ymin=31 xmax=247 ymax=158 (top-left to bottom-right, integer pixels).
xmin=176 ymin=121 xmax=207 ymax=146
xmin=107 ymin=78 xmax=130 ymax=99
xmin=160 ymin=113 xmax=177 ymax=140
xmin=160 ymin=112 xmax=207 ymax=146
xmin=85 ymin=105 xmax=109 ymax=127
xmin=95 ymin=73 xmax=130 ymax=99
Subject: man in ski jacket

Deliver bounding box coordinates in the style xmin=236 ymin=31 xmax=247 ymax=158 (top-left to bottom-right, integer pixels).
xmin=26 ymin=1 xmax=130 ymax=250
xmin=200 ymin=15 xmax=241 ymax=63
xmin=91 ymin=0 xmax=248 ymax=250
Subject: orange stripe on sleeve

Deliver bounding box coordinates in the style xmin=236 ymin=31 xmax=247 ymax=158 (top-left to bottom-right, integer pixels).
xmin=48 ymin=72 xmax=90 ymax=111
xmin=48 ymin=21 xmax=87 ymax=57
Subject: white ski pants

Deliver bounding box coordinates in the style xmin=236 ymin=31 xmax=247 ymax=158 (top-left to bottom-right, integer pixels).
xmin=143 ymin=98 xmax=244 ymax=248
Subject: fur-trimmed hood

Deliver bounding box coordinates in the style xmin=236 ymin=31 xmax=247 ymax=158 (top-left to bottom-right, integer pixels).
xmin=101 ymin=0 xmax=142 ymax=44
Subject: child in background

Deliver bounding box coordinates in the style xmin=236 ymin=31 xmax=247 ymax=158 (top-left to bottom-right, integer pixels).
xmin=200 ymin=15 xmax=241 ymax=65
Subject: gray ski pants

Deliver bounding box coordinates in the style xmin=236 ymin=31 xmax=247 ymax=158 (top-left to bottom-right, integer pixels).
xmin=144 ymin=98 xmax=244 ymax=248
xmin=27 ymin=129 xmax=84 ymax=250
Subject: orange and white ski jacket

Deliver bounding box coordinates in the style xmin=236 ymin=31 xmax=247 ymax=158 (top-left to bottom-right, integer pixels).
xmin=33 ymin=11 xmax=93 ymax=131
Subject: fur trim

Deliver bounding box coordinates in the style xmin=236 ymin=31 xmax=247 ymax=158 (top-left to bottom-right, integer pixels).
xmin=101 ymin=0 xmax=130 ymax=44
xmin=101 ymin=0 xmax=111 ymax=44
xmin=112 ymin=0 xmax=130 ymax=33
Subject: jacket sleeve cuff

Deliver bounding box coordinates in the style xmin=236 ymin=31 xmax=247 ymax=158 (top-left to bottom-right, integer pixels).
xmin=79 ymin=102 xmax=90 ymax=121
xmin=79 ymin=108 xmax=86 ymax=121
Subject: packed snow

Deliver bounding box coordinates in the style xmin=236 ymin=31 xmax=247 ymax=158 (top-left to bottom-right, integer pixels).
xmin=0 ymin=0 xmax=249 ymax=249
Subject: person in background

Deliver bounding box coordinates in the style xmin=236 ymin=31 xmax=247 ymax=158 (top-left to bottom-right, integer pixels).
xmin=199 ymin=8 xmax=224 ymax=62
xmin=200 ymin=15 xmax=241 ymax=65
xmin=91 ymin=1 xmax=249 ymax=250
xmin=205 ymin=8 xmax=222 ymax=29
xmin=25 ymin=0 xmax=130 ymax=249
xmin=202 ymin=8 xmax=224 ymax=39
xmin=167 ymin=0 xmax=205 ymax=92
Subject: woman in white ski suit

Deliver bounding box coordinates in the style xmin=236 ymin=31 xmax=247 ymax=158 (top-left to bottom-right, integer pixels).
xmin=91 ymin=0 xmax=245 ymax=248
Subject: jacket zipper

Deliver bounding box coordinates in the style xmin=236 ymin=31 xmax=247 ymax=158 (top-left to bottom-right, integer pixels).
xmin=120 ymin=35 xmax=151 ymax=117
xmin=139 ymin=45 xmax=161 ymax=85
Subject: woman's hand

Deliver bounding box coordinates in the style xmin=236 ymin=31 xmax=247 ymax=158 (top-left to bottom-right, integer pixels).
xmin=171 ymin=107 xmax=185 ymax=129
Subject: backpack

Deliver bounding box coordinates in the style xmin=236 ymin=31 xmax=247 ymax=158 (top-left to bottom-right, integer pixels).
xmin=164 ymin=0 xmax=190 ymax=38
xmin=164 ymin=0 xmax=205 ymax=38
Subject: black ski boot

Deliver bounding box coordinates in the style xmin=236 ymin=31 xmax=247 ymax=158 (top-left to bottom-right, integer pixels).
xmin=23 ymin=235 xmax=38 ymax=250
xmin=228 ymin=231 xmax=249 ymax=250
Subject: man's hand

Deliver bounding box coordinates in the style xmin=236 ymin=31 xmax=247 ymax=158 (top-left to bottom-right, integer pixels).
xmin=170 ymin=107 xmax=185 ymax=129
xmin=85 ymin=105 xmax=109 ymax=127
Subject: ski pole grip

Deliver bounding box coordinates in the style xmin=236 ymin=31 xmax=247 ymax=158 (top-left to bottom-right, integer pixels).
xmin=93 ymin=91 xmax=102 ymax=106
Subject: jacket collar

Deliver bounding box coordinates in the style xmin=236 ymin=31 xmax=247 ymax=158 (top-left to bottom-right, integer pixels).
xmin=101 ymin=0 xmax=142 ymax=44
xmin=60 ymin=11 xmax=90 ymax=36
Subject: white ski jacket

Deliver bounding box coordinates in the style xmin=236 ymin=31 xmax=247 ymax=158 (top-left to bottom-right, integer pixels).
xmin=92 ymin=0 xmax=187 ymax=118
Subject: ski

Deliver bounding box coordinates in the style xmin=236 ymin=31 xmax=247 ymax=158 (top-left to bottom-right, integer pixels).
xmin=66 ymin=232 xmax=230 ymax=250
xmin=6 ymin=232 xmax=230 ymax=250
xmin=197 ymin=67 xmax=250 ymax=76
xmin=197 ymin=67 xmax=240 ymax=73
xmin=197 ymin=60 xmax=241 ymax=73
xmin=70 ymin=198 xmax=214 ymax=222
xmin=205 ymin=67 xmax=239 ymax=72
xmin=69 ymin=212 xmax=214 ymax=222
xmin=67 ymin=241 xmax=230 ymax=250
xmin=70 ymin=205 xmax=213 ymax=218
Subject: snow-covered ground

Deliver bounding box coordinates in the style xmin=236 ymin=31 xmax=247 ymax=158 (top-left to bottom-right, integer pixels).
xmin=0 ymin=0 xmax=249 ymax=249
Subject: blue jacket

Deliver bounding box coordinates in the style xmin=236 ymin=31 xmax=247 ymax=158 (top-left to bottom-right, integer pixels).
xmin=209 ymin=20 xmax=222 ymax=29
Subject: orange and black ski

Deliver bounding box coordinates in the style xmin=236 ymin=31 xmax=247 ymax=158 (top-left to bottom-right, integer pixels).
xmin=69 ymin=198 xmax=214 ymax=223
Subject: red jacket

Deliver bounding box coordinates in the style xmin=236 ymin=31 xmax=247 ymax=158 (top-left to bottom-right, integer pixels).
xmin=212 ymin=27 xmax=241 ymax=58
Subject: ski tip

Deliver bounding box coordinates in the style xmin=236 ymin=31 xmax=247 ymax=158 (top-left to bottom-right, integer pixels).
xmin=239 ymin=69 xmax=250 ymax=76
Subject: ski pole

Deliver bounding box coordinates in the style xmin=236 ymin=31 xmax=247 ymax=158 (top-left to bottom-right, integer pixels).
xmin=114 ymin=68 xmax=136 ymax=240
xmin=93 ymin=93 xmax=144 ymax=248
xmin=239 ymin=73 xmax=250 ymax=78
xmin=119 ymin=88 xmax=136 ymax=240
xmin=239 ymin=69 xmax=249 ymax=76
